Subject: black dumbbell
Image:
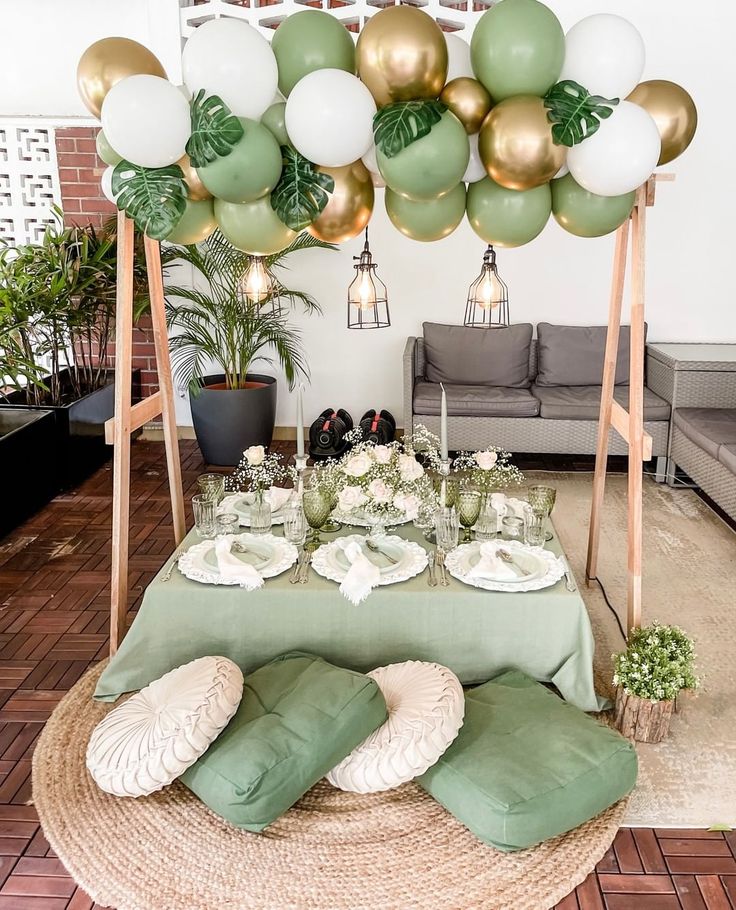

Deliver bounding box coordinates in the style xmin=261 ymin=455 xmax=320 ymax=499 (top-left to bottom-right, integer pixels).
xmin=309 ymin=408 xmax=353 ymax=453
xmin=359 ymin=409 xmax=396 ymax=445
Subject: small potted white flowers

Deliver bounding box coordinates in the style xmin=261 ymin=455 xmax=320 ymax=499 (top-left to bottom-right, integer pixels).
xmin=613 ymin=623 xmax=699 ymax=743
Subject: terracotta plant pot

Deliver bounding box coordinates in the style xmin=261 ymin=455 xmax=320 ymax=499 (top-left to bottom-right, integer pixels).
xmin=614 ymin=688 xmax=674 ymax=743
xmin=189 ymin=372 xmax=277 ymax=467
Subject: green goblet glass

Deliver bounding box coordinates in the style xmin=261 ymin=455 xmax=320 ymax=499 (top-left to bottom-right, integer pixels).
xmin=457 ymin=490 xmax=482 ymax=542
xmin=302 ymin=488 xmax=332 ymax=549
xmin=527 ymin=485 xmax=557 ymax=541
xmin=322 ymin=488 xmax=343 ymax=534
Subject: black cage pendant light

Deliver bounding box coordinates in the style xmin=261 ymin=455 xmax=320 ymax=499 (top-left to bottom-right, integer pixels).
xmin=347 ymin=228 xmax=390 ymax=329
xmin=464 ymin=245 xmax=509 ymax=329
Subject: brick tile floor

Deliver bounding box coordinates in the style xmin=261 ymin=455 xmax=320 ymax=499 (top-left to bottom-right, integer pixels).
xmin=0 ymin=439 xmax=731 ymax=910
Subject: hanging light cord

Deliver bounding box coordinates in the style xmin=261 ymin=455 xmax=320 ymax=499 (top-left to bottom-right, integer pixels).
xmin=587 ymin=574 xmax=627 ymax=642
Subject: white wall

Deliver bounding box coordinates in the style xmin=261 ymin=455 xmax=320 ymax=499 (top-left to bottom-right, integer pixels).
xmin=2 ymin=0 xmax=733 ymax=430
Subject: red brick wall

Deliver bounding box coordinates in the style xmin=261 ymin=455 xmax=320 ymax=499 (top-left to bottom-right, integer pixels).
xmin=55 ymin=126 xmax=160 ymax=401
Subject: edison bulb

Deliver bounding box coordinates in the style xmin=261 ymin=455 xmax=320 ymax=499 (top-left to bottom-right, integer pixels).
xmin=241 ymin=257 xmax=271 ymax=305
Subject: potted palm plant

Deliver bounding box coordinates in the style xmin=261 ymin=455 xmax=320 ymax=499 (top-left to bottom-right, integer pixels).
xmin=166 ymin=231 xmax=334 ymax=466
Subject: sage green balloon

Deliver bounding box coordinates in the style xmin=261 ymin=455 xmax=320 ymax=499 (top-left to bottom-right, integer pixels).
xmin=377 ymin=111 xmax=469 ymax=202
xmin=165 ymin=199 xmax=217 ymax=245
xmin=198 ymin=118 xmax=283 ymax=204
xmin=272 ymin=9 xmax=356 ymax=97
xmin=466 ymin=177 xmax=551 ymax=248
xmin=215 ymin=196 xmax=296 ymax=255
xmin=385 ymin=183 xmax=466 ymax=242
xmin=470 ymin=0 xmax=564 ymax=102
xmin=96 ymin=129 xmax=122 ymax=166
xmin=261 ymin=102 xmax=290 ymax=147
xmin=552 ymin=174 xmax=635 ymax=238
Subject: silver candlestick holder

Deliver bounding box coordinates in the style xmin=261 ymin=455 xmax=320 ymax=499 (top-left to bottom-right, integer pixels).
xmin=438 ymin=458 xmax=452 ymax=508
xmin=293 ymin=453 xmax=308 ymax=496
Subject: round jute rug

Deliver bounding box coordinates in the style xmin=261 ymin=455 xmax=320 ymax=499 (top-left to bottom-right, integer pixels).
xmin=32 ymin=663 xmax=625 ymax=910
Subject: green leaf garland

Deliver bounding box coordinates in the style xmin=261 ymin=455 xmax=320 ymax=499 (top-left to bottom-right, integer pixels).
xmin=373 ymin=100 xmax=446 ymax=159
xmin=544 ymin=80 xmax=619 ymax=147
xmin=270 ymin=147 xmax=334 ymax=232
xmin=111 ymin=160 xmax=187 ymax=241
xmin=186 ymin=90 xmax=244 ymax=168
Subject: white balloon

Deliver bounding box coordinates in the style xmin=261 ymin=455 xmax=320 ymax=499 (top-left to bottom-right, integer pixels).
xmin=182 ymin=18 xmax=278 ymax=120
xmin=561 ymin=14 xmax=645 ymax=100
xmin=445 ymin=33 xmax=474 ymax=82
xmin=101 ymin=75 xmax=191 ymax=169
xmin=101 ymin=166 xmax=118 ymax=204
xmin=286 ymin=69 xmax=376 ymax=167
xmin=567 ymin=101 xmax=661 ymax=197
xmin=463 ymin=134 xmax=486 ymax=184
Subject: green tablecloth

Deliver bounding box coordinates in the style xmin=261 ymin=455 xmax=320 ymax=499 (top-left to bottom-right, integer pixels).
xmin=95 ymin=524 xmax=606 ymax=712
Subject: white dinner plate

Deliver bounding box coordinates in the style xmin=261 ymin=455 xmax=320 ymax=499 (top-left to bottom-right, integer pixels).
xmin=311 ymin=534 xmax=428 ymax=586
xmin=331 ymin=507 xmax=412 ymax=528
xmin=177 ymin=533 xmax=298 ymax=586
xmin=444 ymin=540 xmax=565 ymax=593
xmin=219 ymin=491 xmax=288 ymax=526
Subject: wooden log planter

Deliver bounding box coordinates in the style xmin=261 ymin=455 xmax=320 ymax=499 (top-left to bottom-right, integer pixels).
xmin=614 ymin=689 xmax=674 ymax=743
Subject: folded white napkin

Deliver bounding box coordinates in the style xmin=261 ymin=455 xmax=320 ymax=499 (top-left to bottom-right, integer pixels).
xmin=267 ymin=486 xmax=293 ymax=512
xmin=337 ymin=539 xmax=381 ymax=605
xmin=214 ymin=538 xmax=264 ymax=590
xmin=466 ymin=541 xmax=518 ymax=582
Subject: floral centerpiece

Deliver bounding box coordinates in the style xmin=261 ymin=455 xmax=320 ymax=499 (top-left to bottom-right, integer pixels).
xmin=451 ymin=446 xmax=525 ymax=493
xmin=612 ymin=622 xmax=699 ymax=743
xmin=227 ymin=445 xmax=295 ymax=499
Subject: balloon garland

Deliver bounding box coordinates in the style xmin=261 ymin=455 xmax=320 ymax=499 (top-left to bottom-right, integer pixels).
xmin=77 ymin=2 xmax=697 ymax=249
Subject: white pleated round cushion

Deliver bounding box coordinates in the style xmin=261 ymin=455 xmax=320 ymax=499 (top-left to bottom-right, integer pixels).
xmin=326 ymin=661 xmax=464 ymax=794
xmin=86 ymin=656 xmax=243 ymax=798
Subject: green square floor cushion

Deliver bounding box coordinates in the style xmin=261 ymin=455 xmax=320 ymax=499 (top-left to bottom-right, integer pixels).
xmin=180 ymin=652 xmax=387 ymax=831
xmin=418 ymin=670 xmax=637 ymax=851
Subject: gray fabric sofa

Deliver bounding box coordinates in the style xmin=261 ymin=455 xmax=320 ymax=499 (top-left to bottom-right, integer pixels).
xmin=403 ymin=322 xmax=671 ymax=458
xmin=671 ymin=408 xmax=736 ymax=520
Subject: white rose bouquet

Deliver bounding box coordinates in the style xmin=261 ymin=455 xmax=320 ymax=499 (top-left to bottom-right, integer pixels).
xmin=228 ymin=445 xmax=296 ymax=496
xmin=451 ymin=446 xmax=525 ymax=493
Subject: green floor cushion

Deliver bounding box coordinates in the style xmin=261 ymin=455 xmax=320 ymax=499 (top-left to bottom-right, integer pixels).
xmin=180 ymin=651 xmax=387 ymax=831
xmin=418 ymin=669 xmax=637 ymax=851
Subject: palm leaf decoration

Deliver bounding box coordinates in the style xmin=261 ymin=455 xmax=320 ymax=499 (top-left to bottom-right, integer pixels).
xmin=373 ymin=100 xmax=446 ymax=159
xmin=111 ymin=160 xmax=187 ymax=241
xmin=186 ymin=90 xmax=244 ymax=168
xmin=270 ymin=146 xmax=334 ymax=232
xmin=544 ymin=80 xmax=619 ymax=147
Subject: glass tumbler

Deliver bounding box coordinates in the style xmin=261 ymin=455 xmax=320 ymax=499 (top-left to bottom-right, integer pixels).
xmin=474 ymin=500 xmax=498 ymax=542
xmin=524 ymin=509 xmax=547 ymax=547
xmin=283 ymin=500 xmax=308 ymax=547
xmin=435 ymin=506 xmax=460 ymax=552
xmin=215 ymin=512 xmax=240 ymax=537
xmin=249 ymin=491 xmax=272 ymax=536
xmin=457 ymin=490 xmax=482 ymax=542
xmin=501 ymin=515 xmax=525 ymax=543
xmin=197 ymin=473 xmax=225 ymax=504
xmin=192 ymin=493 xmax=216 ymax=539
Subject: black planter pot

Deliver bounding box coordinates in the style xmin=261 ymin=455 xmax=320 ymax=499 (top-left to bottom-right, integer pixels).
xmin=2 ymin=368 xmax=141 ymax=490
xmin=189 ymin=373 xmax=277 ymax=467
xmin=0 ymin=408 xmax=57 ymax=538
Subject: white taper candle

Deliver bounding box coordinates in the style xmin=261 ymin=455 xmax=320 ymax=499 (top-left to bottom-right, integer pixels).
xmin=296 ymin=384 xmax=305 ymax=457
xmin=440 ymin=383 xmax=448 ymax=461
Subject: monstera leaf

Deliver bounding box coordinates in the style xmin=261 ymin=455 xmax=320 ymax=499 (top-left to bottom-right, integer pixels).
xmin=373 ymin=100 xmax=446 ymax=159
xmin=112 ymin=160 xmax=187 ymax=241
xmin=544 ymin=80 xmax=619 ymax=147
xmin=270 ymin=147 xmax=334 ymax=232
xmin=186 ymin=90 xmax=244 ymax=168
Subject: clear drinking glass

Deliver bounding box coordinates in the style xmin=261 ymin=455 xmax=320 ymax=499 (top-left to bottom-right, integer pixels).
xmin=474 ymin=499 xmax=498 ymax=542
xmin=435 ymin=506 xmax=460 ymax=552
xmin=302 ymin=488 xmax=331 ymax=547
xmin=524 ymin=509 xmax=547 ymax=547
xmin=197 ymin=473 xmax=225 ymax=504
xmin=249 ymin=490 xmax=272 ymax=536
xmin=283 ymin=500 xmax=308 ymax=547
xmin=501 ymin=515 xmax=525 ymax=543
xmin=192 ymin=493 xmax=216 ymax=539
xmin=457 ymin=490 xmax=482 ymax=542
xmin=527 ymin=485 xmax=557 ymax=541
xmin=215 ymin=512 xmax=240 ymax=537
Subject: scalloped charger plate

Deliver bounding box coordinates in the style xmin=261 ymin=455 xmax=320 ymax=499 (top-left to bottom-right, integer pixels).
xmin=177 ymin=533 xmax=298 ymax=586
xmin=444 ymin=540 xmax=565 ymax=593
xmin=312 ymin=534 xmax=428 ymax=586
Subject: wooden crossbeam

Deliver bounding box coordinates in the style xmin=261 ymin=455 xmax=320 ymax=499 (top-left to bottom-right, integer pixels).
xmin=610 ymin=400 xmax=653 ymax=461
xmin=109 ymin=211 xmax=185 ymax=654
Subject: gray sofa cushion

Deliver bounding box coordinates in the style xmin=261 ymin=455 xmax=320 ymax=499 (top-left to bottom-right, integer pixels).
xmin=718 ymin=445 xmax=736 ymax=475
xmin=535 ymin=323 xmax=644 ymax=387
xmin=673 ymin=408 xmax=736 ymax=459
xmin=422 ymin=323 xmax=533 ymax=388
xmin=532 ymin=385 xmax=671 ymax=421
xmin=414 ymin=381 xmax=540 ymax=417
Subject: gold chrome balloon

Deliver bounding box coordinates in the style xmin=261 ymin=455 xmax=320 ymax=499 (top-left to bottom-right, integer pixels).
xmin=176 ymin=153 xmax=212 ymax=202
xmin=479 ymin=95 xmax=565 ymax=191
xmin=77 ymin=37 xmax=167 ymax=119
xmin=627 ymin=80 xmax=698 ymax=166
xmin=308 ymin=161 xmax=375 ymax=244
xmin=356 ymin=6 xmax=448 ymax=107
xmin=440 ymin=78 xmax=492 ymax=135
